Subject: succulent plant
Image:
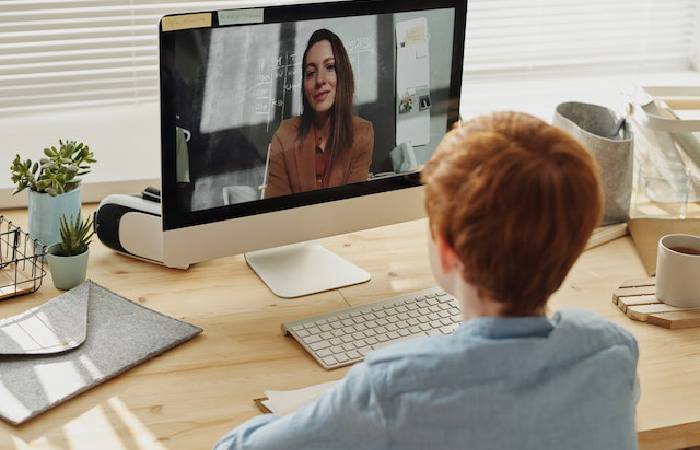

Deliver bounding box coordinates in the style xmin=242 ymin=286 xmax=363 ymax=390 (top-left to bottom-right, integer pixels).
xmin=53 ymin=213 xmax=95 ymax=257
xmin=10 ymin=140 xmax=96 ymax=197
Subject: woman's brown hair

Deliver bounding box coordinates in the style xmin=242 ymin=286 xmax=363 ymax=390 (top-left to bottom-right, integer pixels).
xmin=299 ymin=28 xmax=354 ymax=155
xmin=422 ymin=112 xmax=603 ymax=316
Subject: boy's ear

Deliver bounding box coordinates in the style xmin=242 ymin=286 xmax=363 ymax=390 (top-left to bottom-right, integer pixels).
xmin=435 ymin=233 xmax=459 ymax=273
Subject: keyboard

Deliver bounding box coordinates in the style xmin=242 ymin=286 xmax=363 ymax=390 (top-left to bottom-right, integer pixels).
xmin=281 ymin=287 xmax=462 ymax=370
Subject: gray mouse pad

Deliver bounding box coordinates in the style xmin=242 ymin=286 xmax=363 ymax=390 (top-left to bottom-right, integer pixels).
xmin=0 ymin=280 xmax=202 ymax=425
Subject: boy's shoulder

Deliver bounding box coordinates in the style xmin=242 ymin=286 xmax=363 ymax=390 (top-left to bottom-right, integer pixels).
xmin=554 ymin=308 xmax=638 ymax=350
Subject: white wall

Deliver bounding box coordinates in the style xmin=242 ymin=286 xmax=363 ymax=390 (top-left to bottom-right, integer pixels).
xmin=0 ymin=101 xmax=161 ymax=207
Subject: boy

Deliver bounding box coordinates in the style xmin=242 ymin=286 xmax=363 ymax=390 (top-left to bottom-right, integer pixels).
xmin=214 ymin=111 xmax=640 ymax=450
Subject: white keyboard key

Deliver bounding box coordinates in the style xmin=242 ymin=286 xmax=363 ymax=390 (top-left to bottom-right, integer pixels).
xmin=330 ymin=338 xmax=342 ymax=346
xmin=322 ymin=356 xmax=338 ymax=366
xmin=387 ymin=331 xmax=400 ymax=340
xmin=335 ymin=353 xmax=349 ymax=363
xmin=310 ymin=341 xmax=330 ymax=351
xmin=306 ymin=334 xmax=322 ymax=344
xmin=330 ymin=345 xmax=343 ymax=353
xmin=317 ymin=348 xmax=331 ymax=357
xmin=347 ymin=350 xmax=361 ymax=359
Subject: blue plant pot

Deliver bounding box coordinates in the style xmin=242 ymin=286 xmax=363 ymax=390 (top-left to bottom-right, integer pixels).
xmin=47 ymin=245 xmax=89 ymax=290
xmin=27 ymin=189 xmax=81 ymax=247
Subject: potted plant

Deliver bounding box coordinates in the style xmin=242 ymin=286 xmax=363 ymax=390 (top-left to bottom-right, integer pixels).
xmin=46 ymin=213 xmax=95 ymax=290
xmin=10 ymin=140 xmax=96 ymax=246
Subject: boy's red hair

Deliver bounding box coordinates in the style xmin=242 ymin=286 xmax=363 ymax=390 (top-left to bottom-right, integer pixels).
xmin=422 ymin=112 xmax=603 ymax=316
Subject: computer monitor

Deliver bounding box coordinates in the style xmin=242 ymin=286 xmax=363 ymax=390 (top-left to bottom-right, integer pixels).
xmin=159 ymin=0 xmax=466 ymax=296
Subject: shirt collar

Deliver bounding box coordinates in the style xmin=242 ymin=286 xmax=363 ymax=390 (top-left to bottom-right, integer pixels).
xmin=455 ymin=312 xmax=559 ymax=340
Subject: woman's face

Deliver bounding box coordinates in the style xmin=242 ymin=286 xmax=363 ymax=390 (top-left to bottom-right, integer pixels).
xmin=303 ymin=40 xmax=337 ymax=115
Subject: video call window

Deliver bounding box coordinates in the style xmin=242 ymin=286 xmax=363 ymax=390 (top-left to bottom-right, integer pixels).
xmin=167 ymin=8 xmax=455 ymax=212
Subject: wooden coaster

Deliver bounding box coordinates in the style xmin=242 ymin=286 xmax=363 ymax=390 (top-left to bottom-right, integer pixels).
xmin=613 ymin=278 xmax=700 ymax=329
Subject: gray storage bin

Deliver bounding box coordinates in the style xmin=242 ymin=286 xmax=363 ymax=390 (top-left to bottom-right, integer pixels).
xmin=553 ymin=101 xmax=633 ymax=225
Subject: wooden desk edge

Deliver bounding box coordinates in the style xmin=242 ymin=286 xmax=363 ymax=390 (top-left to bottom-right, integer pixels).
xmin=639 ymin=421 xmax=700 ymax=450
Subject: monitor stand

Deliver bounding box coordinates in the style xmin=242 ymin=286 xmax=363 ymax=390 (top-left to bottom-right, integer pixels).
xmin=244 ymin=241 xmax=371 ymax=298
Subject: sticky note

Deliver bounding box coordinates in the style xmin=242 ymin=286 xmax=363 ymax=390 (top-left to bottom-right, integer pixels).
xmin=219 ymin=8 xmax=265 ymax=26
xmin=162 ymin=13 xmax=212 ymax=32
xmin=405 ymin=23 xmax=427 ymax=44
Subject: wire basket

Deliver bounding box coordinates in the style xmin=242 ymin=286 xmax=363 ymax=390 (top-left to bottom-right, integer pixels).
xmin=0 ymin=216 xmax=47 ymax=300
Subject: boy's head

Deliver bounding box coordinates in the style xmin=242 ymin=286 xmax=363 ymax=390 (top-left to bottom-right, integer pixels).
xmin=422 ymin=111 xmax=603 ymax=316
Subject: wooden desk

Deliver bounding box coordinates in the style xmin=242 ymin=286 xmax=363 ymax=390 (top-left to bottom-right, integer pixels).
xmin=0 ymin=209 xmax=698 ymax=450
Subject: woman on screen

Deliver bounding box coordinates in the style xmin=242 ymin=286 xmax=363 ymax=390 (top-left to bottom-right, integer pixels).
xmin=264 ymin=28 xmax=374 ymax=198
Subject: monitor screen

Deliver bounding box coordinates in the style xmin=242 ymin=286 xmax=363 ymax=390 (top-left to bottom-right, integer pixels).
xmin=160 ymin=0 xmax=465 ymax=231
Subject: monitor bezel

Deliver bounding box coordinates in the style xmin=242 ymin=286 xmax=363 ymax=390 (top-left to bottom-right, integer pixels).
xmin=159 ymin=0 xmax=467 ymax=231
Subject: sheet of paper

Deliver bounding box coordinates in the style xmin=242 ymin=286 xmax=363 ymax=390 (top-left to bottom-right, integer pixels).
xmin=262 ymin=380 xmax=340 ymax=416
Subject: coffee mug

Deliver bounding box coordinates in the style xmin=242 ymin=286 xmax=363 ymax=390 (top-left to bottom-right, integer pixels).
xmin=656 ymin=234 xmax=700 ymax=307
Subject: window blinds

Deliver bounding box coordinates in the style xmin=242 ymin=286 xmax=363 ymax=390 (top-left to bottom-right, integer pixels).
xmin=464 ymin=0 xmax=700 ymax=78
xmin=1 ymin=0 xmax=698 ymax=115
xmin=0 ymin=0 xmax=273 ymax=115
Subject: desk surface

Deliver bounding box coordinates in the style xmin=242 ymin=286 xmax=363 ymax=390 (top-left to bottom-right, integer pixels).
xmin=0 ymin=208 xmax=698 ymax=450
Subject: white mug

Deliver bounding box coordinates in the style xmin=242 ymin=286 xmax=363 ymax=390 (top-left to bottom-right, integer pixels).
xmin=656 ymin=234 xmax=700 ymax=307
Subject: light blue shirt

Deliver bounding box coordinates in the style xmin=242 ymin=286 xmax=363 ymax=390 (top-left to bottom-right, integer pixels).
xmin=214 ymin=309 xmax=639 ymax=450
